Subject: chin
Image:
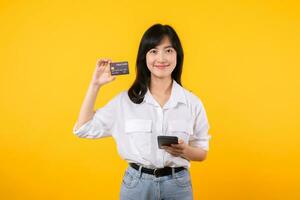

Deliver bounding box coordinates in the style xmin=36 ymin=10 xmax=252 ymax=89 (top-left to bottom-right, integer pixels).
xmin=149 ymin=67 xmax=174 ymax=79
xmin=152 ymin=73 xmax=172 ymax=79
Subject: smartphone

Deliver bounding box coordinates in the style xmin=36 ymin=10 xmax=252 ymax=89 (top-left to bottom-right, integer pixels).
xmin=157 ymin=136 xmax=179 ymax=149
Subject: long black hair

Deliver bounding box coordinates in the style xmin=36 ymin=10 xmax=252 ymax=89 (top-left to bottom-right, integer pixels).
xmin=128 ymin=23 xmax=184 ymax=104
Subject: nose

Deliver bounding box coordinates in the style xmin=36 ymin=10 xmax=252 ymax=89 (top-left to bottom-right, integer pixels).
xmin=156 ymin=51 xmax=166 ymax=62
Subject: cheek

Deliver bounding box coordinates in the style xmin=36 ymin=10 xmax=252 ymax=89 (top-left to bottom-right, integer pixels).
xmin=168 ymin=55 xmax=177 ymax=68
xmin=165 ymin=53 xmax=177 ymax=64
xmin=146 ymin=56 xmax=155 ymax=67
xmin=171 ymin=54 xmax=177 ymax=63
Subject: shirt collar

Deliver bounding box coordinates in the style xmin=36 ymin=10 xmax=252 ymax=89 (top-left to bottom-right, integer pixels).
xmin=143 ymin=79 xmax=187 ymax=108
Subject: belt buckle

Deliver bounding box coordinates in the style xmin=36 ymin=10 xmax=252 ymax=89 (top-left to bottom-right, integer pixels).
xmin=153 ymin=168 xmax=159 ymax=177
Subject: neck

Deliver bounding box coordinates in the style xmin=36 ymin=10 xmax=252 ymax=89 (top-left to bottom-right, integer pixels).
xmin=149 ymin=76 xmax=173 ymax=95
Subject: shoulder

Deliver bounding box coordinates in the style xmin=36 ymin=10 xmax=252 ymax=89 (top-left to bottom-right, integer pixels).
xmin=116 ymin=90 xmax=128 ymax=98
xmin=102 ymin=90 xmax=128 ymax=106
xmin=180 ymin=88 xmax=210 ymax=125
xmin=111 ymin=90 xmax=131 ymax=103
xmin=181 ymin=87 xmax=205 ymax=109
xmin=110 ymin=90 xmax=128 ymax=101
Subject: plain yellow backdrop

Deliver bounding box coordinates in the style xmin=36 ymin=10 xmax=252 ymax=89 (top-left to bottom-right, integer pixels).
xmin=1 ymin=0 xmax=299 ymax=199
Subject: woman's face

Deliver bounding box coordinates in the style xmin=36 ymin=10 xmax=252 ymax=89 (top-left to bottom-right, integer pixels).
xmin=146 ymin=36 xmax=177 ymax=80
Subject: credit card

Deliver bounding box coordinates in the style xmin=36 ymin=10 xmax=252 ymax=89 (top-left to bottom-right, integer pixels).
xmin=110 ymin=61 xmax=129 ymax=76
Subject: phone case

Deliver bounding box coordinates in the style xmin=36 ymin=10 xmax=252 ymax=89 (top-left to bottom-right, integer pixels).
xmin=157 ymin=136 xmax=179 ymax=149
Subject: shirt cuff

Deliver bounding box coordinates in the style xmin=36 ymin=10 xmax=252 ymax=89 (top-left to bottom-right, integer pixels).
xmin=73 ymin=120 xmax=92 ymax=136
xmin=189 ymin=135 xmax=212 ymax=151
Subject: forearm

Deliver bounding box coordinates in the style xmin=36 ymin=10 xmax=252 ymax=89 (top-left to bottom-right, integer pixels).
xmin=182 ymin=146 xmax=207 ymax=161
xmin=75 ymin=82 xmax=101 ymax=130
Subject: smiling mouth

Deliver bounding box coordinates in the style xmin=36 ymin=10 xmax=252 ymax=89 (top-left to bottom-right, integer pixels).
xmin=155 ymin=65 xmax=169 ymax=68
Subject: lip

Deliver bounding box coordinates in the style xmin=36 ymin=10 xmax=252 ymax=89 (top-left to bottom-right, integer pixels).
xmin=155 ymin=65 xmax=169 ymax=68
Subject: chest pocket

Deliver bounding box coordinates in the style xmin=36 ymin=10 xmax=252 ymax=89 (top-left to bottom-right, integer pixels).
xmin=125 ymin=119 xmax=153 ymax=155
xmin=167 ymin=120 xmax=193 ymax=144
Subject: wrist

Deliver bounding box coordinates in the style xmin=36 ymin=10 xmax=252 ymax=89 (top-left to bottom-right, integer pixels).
xmin=181 ymin=144 xmax=191 ymax=160
xmin=89 ymin=82 xmax=102 ymax=90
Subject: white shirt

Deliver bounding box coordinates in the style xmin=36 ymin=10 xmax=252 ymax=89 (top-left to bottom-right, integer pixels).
xmin=73 ymin=80 xmax=211 ymax=169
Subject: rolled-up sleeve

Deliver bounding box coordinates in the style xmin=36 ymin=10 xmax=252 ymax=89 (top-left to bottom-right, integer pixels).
xmin=73 ymin=92 xmax=123 ymax=139
xmin=189 ymin=98 xmax=212 ymax=151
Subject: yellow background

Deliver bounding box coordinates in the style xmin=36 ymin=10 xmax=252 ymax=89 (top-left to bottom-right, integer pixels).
xmin=1 ymin=0 xmax=299 ymax=199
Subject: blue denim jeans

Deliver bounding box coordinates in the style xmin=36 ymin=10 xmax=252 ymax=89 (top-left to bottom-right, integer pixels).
xmin=120 ymin=165 xmax=193 ymax=200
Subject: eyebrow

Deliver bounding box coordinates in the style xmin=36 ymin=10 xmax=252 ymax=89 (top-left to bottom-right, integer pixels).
xmin=152 ymin=45 xmax=174 ymax=49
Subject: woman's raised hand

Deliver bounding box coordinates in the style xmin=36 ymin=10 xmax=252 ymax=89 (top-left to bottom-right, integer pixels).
xmin=91 ymin=58 xmax=116 ymax=87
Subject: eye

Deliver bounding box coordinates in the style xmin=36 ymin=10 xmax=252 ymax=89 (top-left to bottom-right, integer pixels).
xmin=166 ymin=48 xmax=174 ymax=53
xmin=149 ymin=49 xmax=157 ymax=54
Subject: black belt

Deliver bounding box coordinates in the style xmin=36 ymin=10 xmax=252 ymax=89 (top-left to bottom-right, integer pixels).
xmin=129 ymin=163 xmax=185 ymax=177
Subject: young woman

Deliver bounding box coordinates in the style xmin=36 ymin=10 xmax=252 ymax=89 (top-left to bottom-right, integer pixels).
xmin=73 ymin=23 xmax=211 ymax=200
